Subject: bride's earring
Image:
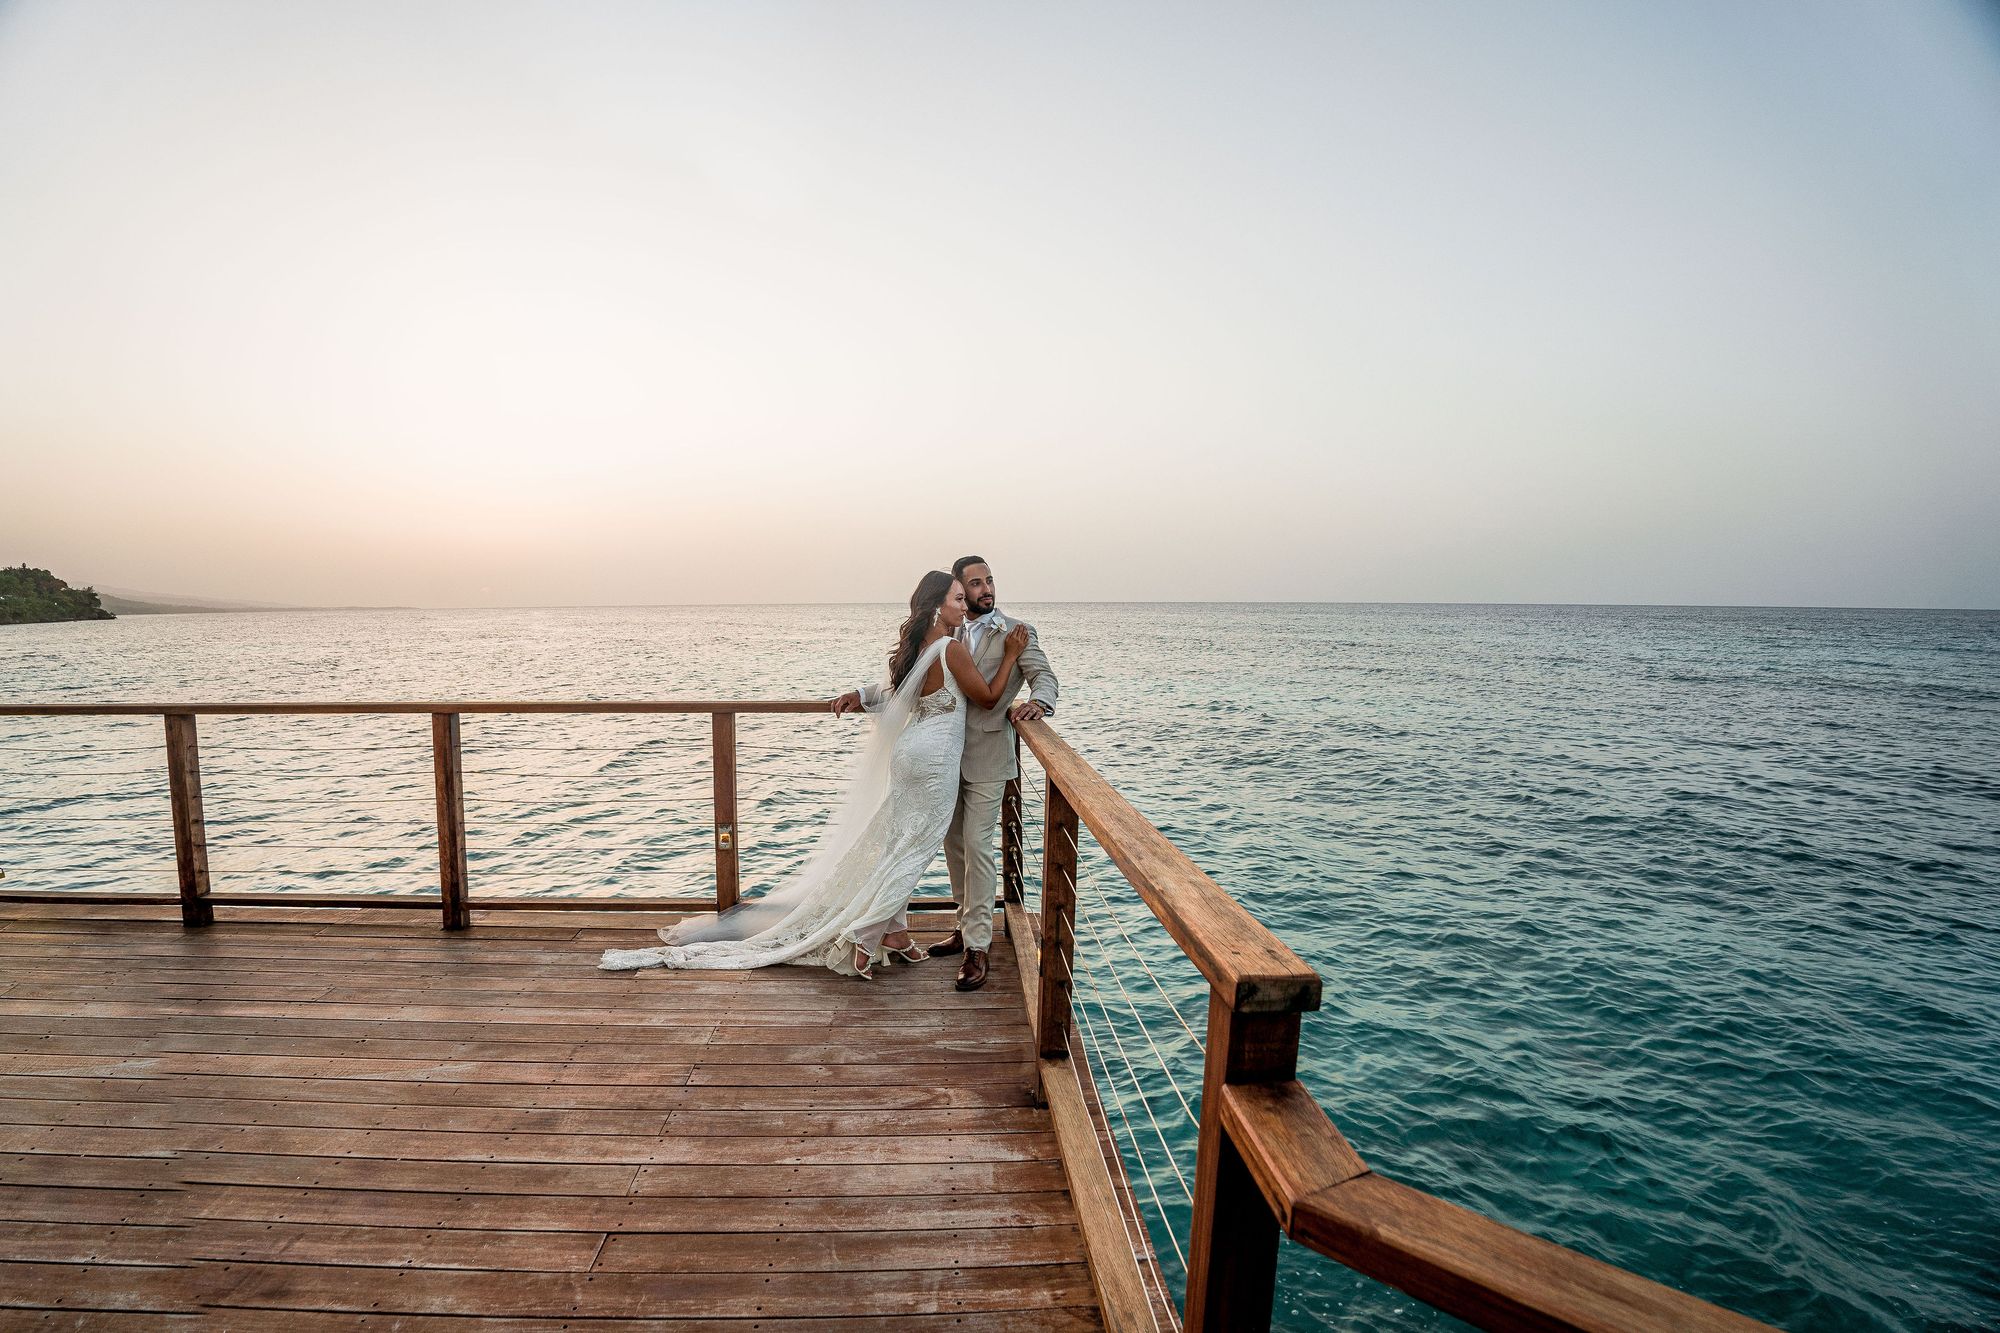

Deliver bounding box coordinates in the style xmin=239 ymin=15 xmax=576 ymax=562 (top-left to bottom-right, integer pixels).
xmin=932 ymin=610 xmax=941 ymax=626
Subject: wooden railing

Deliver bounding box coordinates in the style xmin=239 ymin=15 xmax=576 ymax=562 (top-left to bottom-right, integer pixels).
xmin=1011 ymin=719 xmax=1772 ymax=1333
xmin=1 ymin=698 xmax=1774 ymax=1331
xmin=0 ymin=700 xmax=835 ymax=926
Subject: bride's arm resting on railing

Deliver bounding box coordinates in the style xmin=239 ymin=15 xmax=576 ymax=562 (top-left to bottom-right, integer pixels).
xmin=946 ymin=624 xmax=1028 ymax=709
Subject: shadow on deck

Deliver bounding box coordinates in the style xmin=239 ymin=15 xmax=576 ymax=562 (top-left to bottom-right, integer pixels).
xmin=0 ymin=900 xmax=1107 ymax=1329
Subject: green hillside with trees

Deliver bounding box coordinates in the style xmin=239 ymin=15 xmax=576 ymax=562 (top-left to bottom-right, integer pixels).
xmin=0 ymin=566 xmax=116 ymax=624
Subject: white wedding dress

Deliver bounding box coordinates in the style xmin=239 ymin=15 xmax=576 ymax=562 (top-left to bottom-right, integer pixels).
xmin=598 ymin=637 xmax=965 ymax=977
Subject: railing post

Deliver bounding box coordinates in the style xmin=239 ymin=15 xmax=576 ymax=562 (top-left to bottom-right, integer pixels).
xmin=431 ymin=712 xmax=469 ymax=931
xmin=711 ymin=711 xmax=739 ymax=911
xmin=1184 ymin=995 xmax=1303 ymax=1333
xmin=163 ymin=713 xmax=212 ymax=928
xmin=1036 ymin=777 xmax=1079 ymax=1061
xmin=1001 ymin=733 xmax=1024 ymax=905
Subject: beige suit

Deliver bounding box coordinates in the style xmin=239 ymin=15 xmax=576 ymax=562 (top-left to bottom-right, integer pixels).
xmin=859 ymin=611 xmax=1059 ymax=949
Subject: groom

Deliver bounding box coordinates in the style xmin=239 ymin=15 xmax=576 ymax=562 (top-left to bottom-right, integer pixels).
xmin=834 ymin=556 xmax=1060 ymax=991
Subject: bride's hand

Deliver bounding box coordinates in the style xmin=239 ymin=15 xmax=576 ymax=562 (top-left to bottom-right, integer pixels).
xmin=1005 ymin=624 xmax=1029 ymax=656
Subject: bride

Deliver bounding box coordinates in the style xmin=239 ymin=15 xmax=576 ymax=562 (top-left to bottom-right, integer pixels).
xmin=599 ymin=570 xmax=1027 ymax=979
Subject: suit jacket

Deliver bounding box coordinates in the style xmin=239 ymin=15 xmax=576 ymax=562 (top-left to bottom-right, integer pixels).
xmin=859 ymin=609 xmax=1059 ymax=783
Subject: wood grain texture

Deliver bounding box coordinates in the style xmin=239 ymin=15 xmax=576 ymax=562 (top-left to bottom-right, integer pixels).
xmin=163 ymin=713 xmax=211 ymax=929
xmin=1039 ymin=1056 xmax=1164 ymax=1333
xmin=1018 ymin=720 xmax=1318 ymax=1014
xmin=1183 ymin=994 xmax=1299 ymax=1333
xmin=430 ymin=712 xmax=470 ymax=931
xmin=1216 ymin=1078 xmax=1368 ymax=1231
xmin=711 ymin=710 xmax=740 ymax=910
xmin=1037 ymin=779 xmax=1079 ymax=1062
xmin=1290 ymin=1173 xmax=1770 ymax=1333
xmin=0 ymin=902 xmax=1102 ymax=1328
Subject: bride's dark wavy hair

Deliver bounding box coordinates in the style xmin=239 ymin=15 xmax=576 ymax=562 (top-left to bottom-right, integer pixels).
xmin=889 ymin=571 xmax=957 ymax=690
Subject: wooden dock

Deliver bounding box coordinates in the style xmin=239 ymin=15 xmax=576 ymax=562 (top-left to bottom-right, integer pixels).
xmin=1 ymin=698 xmax=1774 ymax=1332
xmin=0 ymin=899 xmax=1108 ymax=1328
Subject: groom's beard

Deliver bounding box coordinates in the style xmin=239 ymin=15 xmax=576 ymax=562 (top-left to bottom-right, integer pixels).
xmin=968 ymin=598 xmax=996 ymax=617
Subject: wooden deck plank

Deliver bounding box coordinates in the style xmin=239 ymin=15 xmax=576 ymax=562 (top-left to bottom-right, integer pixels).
xmin=0 ymin=1031 xmax=1032 ymax=1067
xmin=189 ymin=1185 xmax=1087 ymax=1232
xmin=593 ymin=1225 xmax=1093 ymax=1273
xmin=192 ymin=1260 xmax=1099 ymax=1317
xmin=170 ymin=1125 xmax=1062 ymax=1165
xmin=0 ymin=904 xmax=1106 ymax=1327
xmin=0 ymin=1262 xmax=194 ymax=1313
xmin=0 ymin=1185 xmax=185 ymax=1224
xmin=0 ymin=1220 xmax=190 ymax=1265
xmin=178 ymin=1154 xmax=642 ymax=1196
xmin=191 ymin=1309 xmax=1102 ymax=1331
xmin=0 ymin=1033 xmax=1029 ymax=1068
xmin=186 ymin=1221 xmax=607 ymax=1271
xmin=179 ymin=1220 xmax=1087 ymax=1273
xmin=0 ymin=1098 xmax=177 ymax=1129
xmin=161 ymin=1074 xmax=1037 ymax=1111
xmin=165 ymin=1097 xmax=1047 ymax=1137
xmin=0 ymin=1000 xmax=1024 ymax=1032
xmin=182 ymin=1154 xmax=1067 ymax=1198
xmin=0 ymin=978 xmax=1024 ymax=1015
xmin=0 ymin=990 xmax=1021 ymax=1023
xmin=0 ymin=1154 xmax=182 ymax=1189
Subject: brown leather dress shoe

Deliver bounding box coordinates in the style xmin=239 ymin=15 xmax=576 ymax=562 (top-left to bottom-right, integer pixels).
xmin=929 ymin=930 xmax=964 ymax=957
xmin=954 ymin=948 xmax=989 ymax=992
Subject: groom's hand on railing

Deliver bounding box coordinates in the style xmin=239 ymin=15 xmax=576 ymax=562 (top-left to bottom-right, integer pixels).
xmin=1009 ymin=700 xmax=1047 ymax=723
xmin=831 ymin=690 xmax=865 ymax=716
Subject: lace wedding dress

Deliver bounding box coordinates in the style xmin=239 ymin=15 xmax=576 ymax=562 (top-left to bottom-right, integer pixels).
xmin=599 ymin=637 xmax=964 ymax=977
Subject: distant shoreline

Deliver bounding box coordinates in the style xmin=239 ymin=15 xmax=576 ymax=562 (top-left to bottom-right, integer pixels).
xmin=100 ymin=596 xmax=414 ymax=615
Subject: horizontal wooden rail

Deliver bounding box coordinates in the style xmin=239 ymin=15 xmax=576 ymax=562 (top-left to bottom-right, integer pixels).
xmin=1218 ymin=1080 xmax=1765 ymax=1332
xmin=1015 ymin=721 xmax=1770 ymax=1333
xmin=1016 ymin=718 xmax=1319 ymax=1014
xmin=0 ymin=700 xmax=829 ymax=715
xmin=0 ymin=698 xmax=862 ymax=923
xmin=0 ymin=889 xmax=967 ymax=913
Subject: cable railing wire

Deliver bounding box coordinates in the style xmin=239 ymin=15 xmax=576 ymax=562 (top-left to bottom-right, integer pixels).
xmin=202 ymin=736 xmax=430 ymax=748
xmin=1074 ymin=897 xmax=1202 ymax=1129
xmin=1060 ymin=934 xmax=1192 ymax=1290
xmin=462 ymin=770 xmax=715 ymax=781
xmin=0 ymin=767 xmax=165 ymax=777
xmin=0 ymin=744 xmax=164 ymax=755
xmin=1079 ymin=891 xmax=1207 ymax=1057
xmin=468 ymin=810 xmax=709 ymax=825
xmin=464 ymin=793 xmax=709 ymax=806
xmin=3 ymin=815 xmax=190 ymax=826
xmin=461 ymin=744 xmax=706 ymax=754
xmin=206 ymin=792 xmax=434 ymax=804
xmin=1070 ymin=946 xmax=1197 ymax=1210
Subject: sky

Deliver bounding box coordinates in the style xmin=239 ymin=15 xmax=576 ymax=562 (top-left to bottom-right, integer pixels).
xmin=2 ymin=1 xmax=1996 ymax=609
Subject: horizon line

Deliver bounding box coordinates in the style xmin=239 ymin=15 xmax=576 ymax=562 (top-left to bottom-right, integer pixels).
xmin=90 ymin=597 xmax=2000 ymax=615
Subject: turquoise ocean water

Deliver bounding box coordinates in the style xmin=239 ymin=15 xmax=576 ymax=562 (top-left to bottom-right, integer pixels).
xmin=3 ymin=603 xmax=1996 ymax=1330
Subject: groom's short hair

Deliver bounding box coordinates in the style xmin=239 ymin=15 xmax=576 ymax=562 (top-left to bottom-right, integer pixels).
xmin=952 ymin=555 xmax=988 ymax=580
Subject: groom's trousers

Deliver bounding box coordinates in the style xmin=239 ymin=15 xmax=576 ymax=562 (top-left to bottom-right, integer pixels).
xmin=942 ymin=778 xmax=1007 ymax=952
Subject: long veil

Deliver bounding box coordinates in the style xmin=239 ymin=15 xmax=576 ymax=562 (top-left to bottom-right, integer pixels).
xmin=651 ymin=636 xmax=952 ymax=948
